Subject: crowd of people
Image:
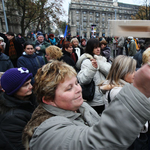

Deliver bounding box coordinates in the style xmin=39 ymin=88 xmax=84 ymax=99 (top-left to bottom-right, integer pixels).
xmin=0 ymin=31 xmax=150 ymax=150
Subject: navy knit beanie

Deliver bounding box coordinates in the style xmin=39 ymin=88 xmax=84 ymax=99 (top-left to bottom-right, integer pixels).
xmin=1 ymin=67 xmax=33 ymax=95
xmin=37 ymin=32 xmax=44 ymax=38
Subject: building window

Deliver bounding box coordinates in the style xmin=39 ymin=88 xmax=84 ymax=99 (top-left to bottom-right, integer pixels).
xmin=83 ymin=16 xmax=87 ymax=21
xmin=76 ymin=11 xmax=79 ymax=14
xmin=76 ymin=22 xmax=80 ymax=25
xmin=102 ymin=17 xmax=105 ymax=22
xmin=76 ymin=16 xmax=79 ymax=21
xmin=90 ymin=17 xmax=93 ymax=22
xmin=83 ymin=22 xmax=87 ymax=27
xmin=102 ymin=13 xmax=105 ymax=16
xmin=96 ymin=13 xmax=99 ymax=17
xmin=90 ymin=12 xmax=93 ymax=15
xmin=89 ymin=6 xmax=93 ymax=9
xmin=83 ymin=11 xmax=86 ymax=14
xmin=96 ymin=18 xmax=99 ymax=23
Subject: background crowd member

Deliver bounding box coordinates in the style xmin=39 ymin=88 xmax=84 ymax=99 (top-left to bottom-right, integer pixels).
xmin=128 ymin=36 xmax=136 ymax=57
xmin=142 ymin=47 xmax=150 ymax=65
xmin=0 ymin=36 xmax=6 ymax=52
xmin=5 ymin=32 xmax=23 ymax=67
xmin=100 ymin=55 xmax=136 ymax=108
xmin=44 ymin=33 xmax=49 ymax=42
xmin=17 ymin=33 xmax=26 ymax=47
xmin=71 ymin=38 xmax=84 ymax=63
xmin=112 ymin=36 xmax=118 ymax=58
xmin=33 ymin=32 xmax=50 ymax=63
xmin=57 ymin=35 xmax=64 ymax=49
xmin=17 ymin=42 xmax=45 ymax=84
xmin=61 ymin=41 xmax=76 ymax=69
xmin=76 ymin=38 xmax=111 ymax=114
xmin=49 ymin=34 xmax=56 ymax=45
xmin=133 ymin=39 xmax=145 ymax=70
xmin=80 ymin=39 xmax=86 ymax=53
xmin=0 ymin=45 xmax=14 ymax=72
xmin=23 ymin=60 xmax=150 ymax=150
xmin=0 ymin=67 xmax=37 ymax=150
xmin=45 ymin=45 xmax=63 ymax=62
xmin=100 ymin=39 xmax=111 ymax=62
xmin=116 ymin=36 xmax=124 ymax=56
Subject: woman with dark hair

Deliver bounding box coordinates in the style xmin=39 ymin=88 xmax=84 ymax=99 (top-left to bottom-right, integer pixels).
xmin=48 ymin=34 xmax=56 ymax=45
xmin=17 ymin=42 xmax=45 ymax=84
xmin=76 ymin=38 xmax=111 ymax=114
xmin=60 ymin=41 xmax=76 ymax=69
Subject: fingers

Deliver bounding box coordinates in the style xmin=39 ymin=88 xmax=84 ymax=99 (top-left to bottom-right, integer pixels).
xmin=91 ymin=59 xmax=98 ymax=68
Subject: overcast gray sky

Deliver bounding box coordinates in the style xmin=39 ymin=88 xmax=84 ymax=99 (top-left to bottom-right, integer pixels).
xmin=62 ymin=0 xmax=143 ymax=21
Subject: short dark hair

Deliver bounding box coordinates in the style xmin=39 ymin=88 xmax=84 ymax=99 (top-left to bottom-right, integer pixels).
xmin=6 ymin=32 xmax=14 ymax=36
xmin=85 ymin=38 xmax=99 ymax=56
xmin=23 ymin=42 xmax=34 ymax=49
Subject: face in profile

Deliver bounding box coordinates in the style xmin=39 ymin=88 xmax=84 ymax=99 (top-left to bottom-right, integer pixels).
xmin=49 ymin=76 xmax=83 ymax=111
xmin=45 ymin=52 xmax=51 ymax=61
xmin=24 ymin=45 xmax=35 ymax=55
xmin=15 ymin=79 xmax=33 ymax=98
xmin=65 ymin=45 xmax=73 ymax=54
xmin=124 ymin=71 xmax=135 ymax=83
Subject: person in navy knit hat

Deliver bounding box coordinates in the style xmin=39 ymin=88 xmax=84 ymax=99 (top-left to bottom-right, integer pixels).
xmin=0 ymin=67 xmax=37 ymax=150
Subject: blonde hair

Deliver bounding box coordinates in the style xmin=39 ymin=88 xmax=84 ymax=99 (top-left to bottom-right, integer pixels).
xmin=142 ymin=47 xmax=150 ymax=65
xmin=104 ymin=55 xmax=136 ymax=86
xmin=34 ymin=60 xmax=77 ymax=103
xmin=45 ymin=45 xmax=63 ymax=60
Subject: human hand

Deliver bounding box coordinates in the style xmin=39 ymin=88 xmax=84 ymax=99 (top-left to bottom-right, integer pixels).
xmin=90 ymin=59 xmax=98 ymax=68
xmin=36 ymin=46 xmax=41 ymax=51
xmin=133 ymin=62 xmax=150 ymax=98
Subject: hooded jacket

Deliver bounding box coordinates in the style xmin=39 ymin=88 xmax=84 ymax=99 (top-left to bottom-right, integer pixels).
xmin=76 ymin=53 xmax=111 ymax=106
xmin=0 ymin=53 xmax=14 ymax=72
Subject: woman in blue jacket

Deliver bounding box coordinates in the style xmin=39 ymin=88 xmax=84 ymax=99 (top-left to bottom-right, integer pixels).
xmin=17 ymin=42 xmax=45 ymax=84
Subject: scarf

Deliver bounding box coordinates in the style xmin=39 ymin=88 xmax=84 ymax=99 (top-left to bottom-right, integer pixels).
xmin=9 ymin=39 xmax=17 ymax=59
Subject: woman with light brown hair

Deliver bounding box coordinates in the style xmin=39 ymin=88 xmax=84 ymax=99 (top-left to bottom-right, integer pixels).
xmin=45 ymin=45 xmax=63 ymax=62
xmin=22 ymin=60 xmax=150 ymax=150
xmin=100 ymin=55 xmax=136 ymax=108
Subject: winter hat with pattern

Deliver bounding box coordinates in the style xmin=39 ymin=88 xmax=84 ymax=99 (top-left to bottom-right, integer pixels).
xmin=1 ymin=67 xmax=33 ymax=95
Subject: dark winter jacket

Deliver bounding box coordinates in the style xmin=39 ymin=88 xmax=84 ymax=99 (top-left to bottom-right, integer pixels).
xmin=60 ymin=50 xmax=76 ymax=69
xmin=17 ymin=52 xmax=45 ymax=77
xmin=5 ymin=37 xmax=23 ymax=59
xmin=101 ymin=46 xmax=111 ymax=62
xmin=0 ymin=93 xmax=37 ymax=150
xmin=133 ymin=49 xmax=145 ymax=70
xmin=0 ymin=53 xmax=14 ymax=72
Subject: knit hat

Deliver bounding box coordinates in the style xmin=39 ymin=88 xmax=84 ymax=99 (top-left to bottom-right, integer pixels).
xmin=37 ymin=32 xmax=44 ymax=38
xmin=6 ymin=32 xmax=15 ymax=36
xmin=1 ymin=67 xmax=33 ymax=95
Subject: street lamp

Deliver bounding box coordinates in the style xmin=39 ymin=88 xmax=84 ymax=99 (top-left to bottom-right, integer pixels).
xmin=2 ymin=0 xmax=9 ymax=32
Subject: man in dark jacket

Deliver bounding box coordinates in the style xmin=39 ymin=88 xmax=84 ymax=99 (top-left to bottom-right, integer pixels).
xmin=0 ymin=45 xmax=14 ymax=72
xmin=5 ymin=32 xmax=23 ymax=67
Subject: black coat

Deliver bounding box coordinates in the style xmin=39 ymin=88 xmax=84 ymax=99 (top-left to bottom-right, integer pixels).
xmin=0 ymin=53 xmax=14 ymax=72
xmin=133 ymin=49 xmax=145 ymax=70
xmin=61 ymin=50 xmax=76 ymax=69
xmin=0 ymin=93 xmax=37 ymax=150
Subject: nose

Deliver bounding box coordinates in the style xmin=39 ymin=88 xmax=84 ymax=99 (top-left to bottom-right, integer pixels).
xmin=29 ymin=83 xmax=33 ymax=89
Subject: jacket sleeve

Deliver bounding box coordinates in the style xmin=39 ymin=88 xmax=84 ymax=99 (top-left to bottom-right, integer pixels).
xmin=17 ymin=57 xmax=27 ymax=68
xmin=77 ymin=59 xmax=97 ymax=84
xmin=0 ymin=111 xmax=30 ymax=150
xmin=30 ymin=84 xmax=150 ymax=150
xmin=95 ymin=56 xmax=111 ymax=77
xmin=40 ymin=42 xmax=50 ymax=53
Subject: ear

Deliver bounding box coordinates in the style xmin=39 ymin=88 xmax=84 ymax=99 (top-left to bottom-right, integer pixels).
xmin=42 ymin=96 xmax=54 ymax=105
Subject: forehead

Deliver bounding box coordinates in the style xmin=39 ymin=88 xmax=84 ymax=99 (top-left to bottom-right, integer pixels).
xmin=38 ymin=36 xmax=44 ymax=38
